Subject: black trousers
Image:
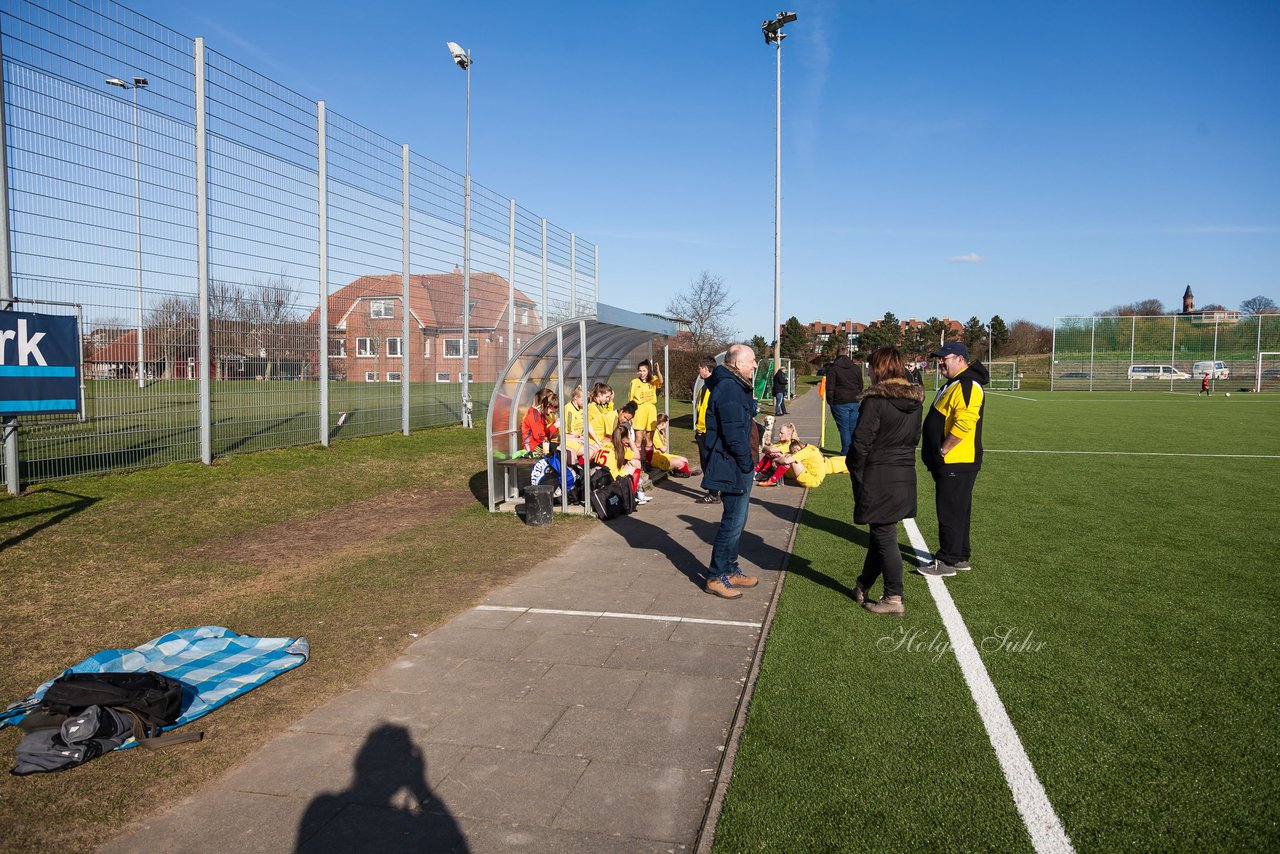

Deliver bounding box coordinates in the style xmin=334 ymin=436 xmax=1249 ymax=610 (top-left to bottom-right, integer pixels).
xmin=933 ymin=469 xmax=978 ymax=565
xmin=695 ymin=433 xmax=718 ymax=494
xmin=857 ymin=521 xmax=904 ymax=598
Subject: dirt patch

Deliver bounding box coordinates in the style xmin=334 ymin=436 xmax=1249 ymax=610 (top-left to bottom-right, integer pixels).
xmin=186 ymin=488 xmax=468 ymax=584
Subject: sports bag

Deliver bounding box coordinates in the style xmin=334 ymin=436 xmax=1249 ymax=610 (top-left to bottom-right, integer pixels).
xmin=591 ymin=475 xmax=636 ymax=521
xmin=42 ymin=671 xmax=185 ymax=729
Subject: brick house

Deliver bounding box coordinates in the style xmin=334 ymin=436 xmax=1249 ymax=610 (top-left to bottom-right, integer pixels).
xmin=314 ymin=269 xmax=541 ymax=383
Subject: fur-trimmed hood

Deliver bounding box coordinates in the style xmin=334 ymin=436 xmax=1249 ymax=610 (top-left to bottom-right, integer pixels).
xmin=861 ymin=378 xmax=925 ymax=411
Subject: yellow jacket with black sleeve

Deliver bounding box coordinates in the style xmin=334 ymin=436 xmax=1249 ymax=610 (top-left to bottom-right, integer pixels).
xmin=921 ymin=361 xmax=989 ymax=472
xmin=695 ymin=382 xmax=712 ymax=436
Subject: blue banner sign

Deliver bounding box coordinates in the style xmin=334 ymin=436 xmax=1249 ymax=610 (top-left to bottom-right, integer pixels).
xmin=0 ymin=310 xmax=82 ymax=416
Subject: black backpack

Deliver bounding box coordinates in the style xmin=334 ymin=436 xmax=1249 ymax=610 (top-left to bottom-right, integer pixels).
xmin=41 ymin=671 xmax=185 ymax=729
xmin=11 ymin=672 xmax=202 ymax=775
xmin=591 ymin=475 xmax=637 ymax=520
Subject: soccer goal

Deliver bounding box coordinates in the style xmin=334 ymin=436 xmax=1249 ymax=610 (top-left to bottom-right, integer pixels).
xmin=986 ymin=360 xmax=1020 ymax=390
xmin=1256 ymin=352 xmax=1280 ymax=393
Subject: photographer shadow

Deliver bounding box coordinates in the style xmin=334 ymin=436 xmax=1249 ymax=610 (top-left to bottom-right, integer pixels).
xmin=296 ymin=724 xmax=467 ymax=853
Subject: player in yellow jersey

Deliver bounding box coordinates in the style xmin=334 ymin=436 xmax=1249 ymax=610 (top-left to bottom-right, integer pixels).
xmin=628 ymin=359 xmax=663 ymax=469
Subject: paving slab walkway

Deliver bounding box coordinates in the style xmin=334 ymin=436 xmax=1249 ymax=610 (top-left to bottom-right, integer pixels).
xmin=104 ymin=389 xmax=828 ymax=854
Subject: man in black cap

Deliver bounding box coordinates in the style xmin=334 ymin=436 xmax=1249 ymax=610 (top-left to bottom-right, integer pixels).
xmin=919 ymin=342 xmax=988 ymax=577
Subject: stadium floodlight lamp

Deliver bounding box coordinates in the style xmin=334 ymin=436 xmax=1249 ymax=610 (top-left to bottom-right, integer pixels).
xmin=762 ymin=11 xmax=798 ymax=44
xmin=446 ymin=41 xmax=471 ymax=69
xmin=105 ymin=77 xmax=128 ymax=88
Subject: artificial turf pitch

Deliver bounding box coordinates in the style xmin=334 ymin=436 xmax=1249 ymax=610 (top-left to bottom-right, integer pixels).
xmin=714 ymin=390 xmax=1279 ymax=852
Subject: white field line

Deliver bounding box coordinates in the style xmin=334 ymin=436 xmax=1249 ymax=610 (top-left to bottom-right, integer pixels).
xmin=986 ymin=391 xmax=1039 ymax=401
xmin=986 ymin=449 xmax=1280 ymax=459
xmin=902 ymin=517 xmax=1075 ymax=854
xmin=475 ymin=604 xmax=762 ymax=629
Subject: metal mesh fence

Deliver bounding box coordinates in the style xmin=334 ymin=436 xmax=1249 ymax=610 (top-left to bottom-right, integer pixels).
xmin=1052 ymin=314 xmax=1280 ymax=391
xmin=0 ymin=0 xmax=600 ymax=488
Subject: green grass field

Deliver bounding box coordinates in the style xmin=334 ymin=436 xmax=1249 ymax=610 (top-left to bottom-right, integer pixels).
xmin=715 ymin=390 xmax=1280 ymax=851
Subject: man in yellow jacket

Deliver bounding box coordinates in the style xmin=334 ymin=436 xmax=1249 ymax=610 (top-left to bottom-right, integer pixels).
xmin=919 ymin=342 xmax=989 ymax=577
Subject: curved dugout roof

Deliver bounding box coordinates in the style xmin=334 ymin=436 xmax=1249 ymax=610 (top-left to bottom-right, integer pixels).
xmin=486 ymin=304 xmax=677 ymax=511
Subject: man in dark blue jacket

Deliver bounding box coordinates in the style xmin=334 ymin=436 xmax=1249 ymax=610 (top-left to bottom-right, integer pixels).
xmin=700 ymin=344 xmax=762 ymax=599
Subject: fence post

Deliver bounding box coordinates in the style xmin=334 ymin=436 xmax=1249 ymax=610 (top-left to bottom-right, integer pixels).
xmin=401 ymin=144 xmax=411 ymax=435
xmin=569 ymin=232 xmax=577 ymax=316
xmin=1050 ymin=318 xmax=1057 ymax=392
xmin=1089 ymin=316 xmax=1096 ymax=392
xmin=195 ymin=37 xmax=212 ymax=464
xmin=0 ymin=35 xmax=20 ymax=495
xmin=1129 ymin=315 xmax=1136 ymax=391
xmin=507 ymin=199 xmax=515 ymax=363
xmin=1209 ymin=315 xmax=1220 ymax=392
xmin=1170 ymin=315 xmax=1178 ymax=392
xmin=594 ymin=243 xmax=600 ymax=308
xmin=317 ymin=101 xmax=329 ymax=445
xmin=540 ymin=218 xmax=548 ymax=328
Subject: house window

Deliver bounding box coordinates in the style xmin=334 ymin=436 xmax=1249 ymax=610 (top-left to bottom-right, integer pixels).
xmin=436 ymin=372 xmax=450 ymax=382
xmin=329 ymin=339 xmax=346 ymax=357
xmin=443 ymin=338 xmax=479 ymax=358
xmin=356 ymin=337 xmax=376 ymax=357
xmin=364 ymin=371 xmax=378 ymax=382
xmin=370 ymin=299 xmax=394 ymax=318
xmin=520 ymin=308 xmax=529 ymax=325
xmin=459 ymin=372 xmax=474 ymax=382
xmin=423 ymin=338 xmax=431 ymax=358
xmin=386 ymin=337 xmax=402 ymax=357
xmin=386 ymin=372 xmax=402 ymax=382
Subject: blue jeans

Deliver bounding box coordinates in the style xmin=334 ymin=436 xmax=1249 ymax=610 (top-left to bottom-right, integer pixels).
xmin=831 ymin=402 xmax=860 ymax=456
xmin=774 ymin=392 xmax=787 ymax=414
xmin=708 ymin=478 xmax=754 ymax=578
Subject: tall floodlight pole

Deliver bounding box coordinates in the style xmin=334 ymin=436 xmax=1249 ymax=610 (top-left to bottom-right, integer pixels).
xmin=107 ymin=76 xmax=149 ymax=387
xmin=447 ymin=42 xmax=473 ymax=427
xmin=762 ymin=12 xmax=796 ymax=372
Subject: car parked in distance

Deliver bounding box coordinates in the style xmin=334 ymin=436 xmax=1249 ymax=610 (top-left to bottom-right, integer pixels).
xmin=1128 ymin=364 xmax=1189 ymax=380
xmin=1193 ymin=360 xmax=1230 ymax=379
xmin=1059 ymin=371 xmax=1092 ymax=379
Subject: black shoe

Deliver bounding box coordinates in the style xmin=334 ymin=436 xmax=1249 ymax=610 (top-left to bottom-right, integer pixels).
xmin=916 ymin=559 xmax=956 ymax=578
xmin=698 ymin=492 xmax=721 ymax=504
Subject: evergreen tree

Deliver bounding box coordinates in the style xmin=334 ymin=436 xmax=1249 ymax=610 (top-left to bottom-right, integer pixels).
xmin=962 ymin=316 xmax=987 ymax=353
xmin=988 ymin=315 xmax=1009 ymax=357
xmin=750 ymin=335 xmax=769 ymax=358
xmin=779 ymin=317 xmax=810 ymax=362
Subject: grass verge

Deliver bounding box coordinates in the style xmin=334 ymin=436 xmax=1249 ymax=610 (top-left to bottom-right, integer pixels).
xmin=0 ymin=425 xmax=594 ymax=853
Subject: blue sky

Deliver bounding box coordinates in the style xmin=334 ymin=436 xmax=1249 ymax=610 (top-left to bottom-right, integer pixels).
xmin=127 ymin=0 xmax=1278 ymax=339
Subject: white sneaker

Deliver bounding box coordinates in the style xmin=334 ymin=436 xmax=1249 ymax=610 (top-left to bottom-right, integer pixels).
xmin=636 ymin=491 xmax=652 ymax=504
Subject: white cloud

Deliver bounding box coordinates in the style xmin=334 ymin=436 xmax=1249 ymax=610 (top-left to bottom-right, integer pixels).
xmin=949 ymin=252 xmax=985 ymax=263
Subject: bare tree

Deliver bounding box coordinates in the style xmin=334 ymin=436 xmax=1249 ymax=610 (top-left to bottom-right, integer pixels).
xmin=1006 ymin=319 xmax=1053 ymax=355
xmin=243 ymin=274 xmax=302 ymax=379
xmin=1097 ymin=298 xmax=1166 ymax=317
xmin=1240 ymin=295 xmax=1277 ymax=315
xmin=148 ymin=295 xmax=198 ymax=379
xmin=209 ymin=279 xmax=246 ymax=380
xmin=665 ymin=271 xmax=738 ymax=355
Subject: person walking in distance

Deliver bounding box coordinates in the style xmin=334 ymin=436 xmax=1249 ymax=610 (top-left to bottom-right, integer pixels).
xmin=825 ymin=351 xmax=864 ymax=456
xmin=772 ymin=365 xmax=789 ymax=415
xmin=919 ymin=342 xmax=988 ymax=577
xmin=1200 ymin=371 xmax=1211 ymax=397
xmin=693 ymin=356 xmax=720 ymax=504
xmin=849 ymin=347 xmax=924 ymax=615
xmin=701 ymin=344 xmax=761 ymax=598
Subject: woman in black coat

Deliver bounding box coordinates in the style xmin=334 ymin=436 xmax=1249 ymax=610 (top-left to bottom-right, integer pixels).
xmin=847 ymin=347 xmax=924 ymax=615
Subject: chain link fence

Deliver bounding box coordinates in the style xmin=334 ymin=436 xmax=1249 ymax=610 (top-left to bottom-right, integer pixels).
xmin=0 ymin=0 xmax=599 ymax=487
xmin=1052 ymin=314 xmax=1280 ymax=391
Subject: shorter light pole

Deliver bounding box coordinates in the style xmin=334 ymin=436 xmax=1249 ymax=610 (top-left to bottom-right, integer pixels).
xmin=446 ymin=41 xmax=473 ymax=427
xmin=106 ymin=75 xmax=148 ymax=388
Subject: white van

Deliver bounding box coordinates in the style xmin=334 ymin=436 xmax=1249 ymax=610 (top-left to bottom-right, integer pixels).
xmin=1128 ymin=365 xmax=1189 ymax=380
xmin=1192 ymin=360 xmax=1230 ymax=379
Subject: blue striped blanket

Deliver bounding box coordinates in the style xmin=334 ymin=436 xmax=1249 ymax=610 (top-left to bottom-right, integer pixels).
xmin=0 ymin=626 xmax=308 ymax=746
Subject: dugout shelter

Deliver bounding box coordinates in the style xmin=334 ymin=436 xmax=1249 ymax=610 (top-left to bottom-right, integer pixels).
xmin=486 ymin=304 xmax=675 ymax=513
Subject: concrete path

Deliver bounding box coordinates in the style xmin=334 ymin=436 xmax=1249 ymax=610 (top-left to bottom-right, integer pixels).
xmin=104 ymin=390 xmax=827 ymax=853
